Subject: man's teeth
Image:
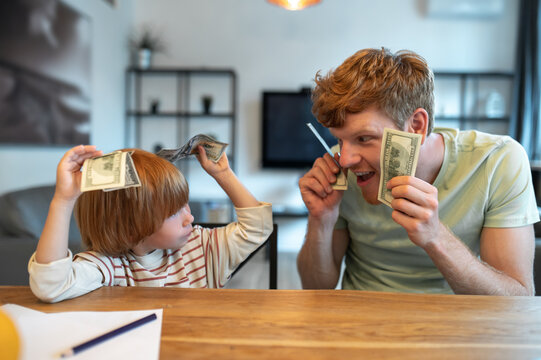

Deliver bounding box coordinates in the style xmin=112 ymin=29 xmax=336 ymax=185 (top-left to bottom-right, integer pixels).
xmin=355 ymin=171 xmax=371 ymax=176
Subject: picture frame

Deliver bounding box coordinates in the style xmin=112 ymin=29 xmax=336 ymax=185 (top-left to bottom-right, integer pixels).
xmin=0 ymin=0 xmax=92 ymax=146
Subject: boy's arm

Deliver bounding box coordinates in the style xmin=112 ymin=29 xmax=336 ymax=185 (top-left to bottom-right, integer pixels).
xmin=35 ymin=145 xmax=102 ymax=264
xmin=195 ymin=146 xmax=259 ymax=208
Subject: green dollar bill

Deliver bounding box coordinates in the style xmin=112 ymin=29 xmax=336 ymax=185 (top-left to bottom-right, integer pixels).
xmin=377 ymin=128 xmax=422 ymax=207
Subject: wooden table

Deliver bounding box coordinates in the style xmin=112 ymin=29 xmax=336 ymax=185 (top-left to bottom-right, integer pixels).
xmin=2 ymin=286 xmax=541 ymax=359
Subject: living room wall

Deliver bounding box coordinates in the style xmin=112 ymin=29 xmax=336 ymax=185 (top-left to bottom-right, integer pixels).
xmin=0 ymin=0 xmax=519 ymax=211
xmin=131 ymin=0 xmax=519 ymax=208
xmin=0 ymin=0 xmax=132 ymax=194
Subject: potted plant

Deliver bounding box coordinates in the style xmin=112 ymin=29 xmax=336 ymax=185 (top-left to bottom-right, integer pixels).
xmin=129 ymin=24 xmax=166 ymax=69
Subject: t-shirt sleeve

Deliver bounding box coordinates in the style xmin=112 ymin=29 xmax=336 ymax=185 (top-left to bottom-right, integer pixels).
xmin=28 ymin=250 xmax=104 ymax=303
xmin=484 ymin=138 xmax=540 ymax=227
xmin=200 ymin=202 xmax=273 ymax=288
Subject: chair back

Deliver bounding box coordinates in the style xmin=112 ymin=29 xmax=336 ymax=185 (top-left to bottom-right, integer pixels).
xmin=195 ymin=223 xmax=277 ymax=289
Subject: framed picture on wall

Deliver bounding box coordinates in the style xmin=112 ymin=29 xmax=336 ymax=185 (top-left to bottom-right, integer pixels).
xmin=0 ymin=0 xmax=91 ymax=145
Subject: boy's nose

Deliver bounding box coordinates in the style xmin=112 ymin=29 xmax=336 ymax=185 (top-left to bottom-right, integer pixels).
xmin=184 ymin=205 xmax=195 ymax=225
xmin=182 ymin=213 xmax=194 ymax=228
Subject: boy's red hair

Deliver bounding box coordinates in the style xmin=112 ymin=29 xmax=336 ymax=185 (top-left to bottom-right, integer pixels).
xmin=75 ymin=149 xmax=189 ymax=256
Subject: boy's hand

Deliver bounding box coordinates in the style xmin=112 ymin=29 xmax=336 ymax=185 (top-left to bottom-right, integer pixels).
xmin=195 ymin=145 xmax=231 ymax=178
xmin=195 ymin=145 xmax=259 ymax=208
xmin=55 ymin=145 xmax=102 ymax=203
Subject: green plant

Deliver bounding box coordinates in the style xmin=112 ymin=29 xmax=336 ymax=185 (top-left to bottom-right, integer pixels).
xmin=129 ymin=24 xmax=166 ymax=53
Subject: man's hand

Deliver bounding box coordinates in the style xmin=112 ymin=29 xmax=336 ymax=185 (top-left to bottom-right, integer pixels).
xmin=387 ymin=175 xmax=443 ymax=249
xmin=298 ymin=152 xmax=350 ymax=290
xmin=299 ymin=153 xmax=345 ymax=220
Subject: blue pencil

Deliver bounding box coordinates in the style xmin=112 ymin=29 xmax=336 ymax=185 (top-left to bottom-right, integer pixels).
xmin=60 ymin=313 xmax=157 ymax=358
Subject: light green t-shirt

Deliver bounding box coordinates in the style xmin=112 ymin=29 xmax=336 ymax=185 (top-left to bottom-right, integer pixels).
xmin=335 ymin=128 xmax=540 ymax=294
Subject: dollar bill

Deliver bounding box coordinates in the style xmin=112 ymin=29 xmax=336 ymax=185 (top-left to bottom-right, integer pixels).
xmin=333 ymin=169 xmax=348 ymax=190
xmin=81 ymin=151 xmax=141 ymax=192
xmin=377 ymin=128 xmax=422 ymax=207
xmin=156 ymin=134 xmax=228 ymax=163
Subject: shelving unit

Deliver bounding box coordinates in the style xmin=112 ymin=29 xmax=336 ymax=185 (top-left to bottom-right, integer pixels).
xmin=433 ymin=71 xmax=515 ymax=135
xmin=125 ymin=67 xmax=237 ymax=221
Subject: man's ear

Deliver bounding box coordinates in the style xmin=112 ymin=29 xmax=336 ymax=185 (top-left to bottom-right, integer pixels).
xmin=406 ymin=108 xmax=428 ymax=144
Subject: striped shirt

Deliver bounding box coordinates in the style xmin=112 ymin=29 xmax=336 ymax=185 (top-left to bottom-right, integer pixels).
xmin=29 ymin=203 xmax=272 ymax=303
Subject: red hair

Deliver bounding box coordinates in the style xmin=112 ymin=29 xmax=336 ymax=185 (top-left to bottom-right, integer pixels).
xmin=74 ymin=149 xmax=189 ymax=256
xmin=312 ymin=48 xmax=434 ymax=134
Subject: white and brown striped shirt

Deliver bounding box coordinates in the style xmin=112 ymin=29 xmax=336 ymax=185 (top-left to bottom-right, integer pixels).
xmin=29 ymin=203 xmax=272 ymax=303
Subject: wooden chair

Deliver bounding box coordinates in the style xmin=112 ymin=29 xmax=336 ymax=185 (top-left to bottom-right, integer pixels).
xmin=195 ymin=223 xmax=278 ymax=289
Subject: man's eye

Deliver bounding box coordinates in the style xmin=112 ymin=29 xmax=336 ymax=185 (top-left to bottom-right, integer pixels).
xmin=358 ymin=136 xmax=370 ymax=143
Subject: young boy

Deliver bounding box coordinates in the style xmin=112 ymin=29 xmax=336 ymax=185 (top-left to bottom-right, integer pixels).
xmin=29 ymin=144 xmax=273 ymax=303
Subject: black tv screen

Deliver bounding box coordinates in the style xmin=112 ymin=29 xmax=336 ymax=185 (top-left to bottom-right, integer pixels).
xmin=262 ymin=90 xmax=338 ymax=169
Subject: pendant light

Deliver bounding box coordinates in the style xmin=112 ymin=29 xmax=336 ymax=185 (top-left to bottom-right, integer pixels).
xmin=267 ymin=0 xmax=321 ymax=11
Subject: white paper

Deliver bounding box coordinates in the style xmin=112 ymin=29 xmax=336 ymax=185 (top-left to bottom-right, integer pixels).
xmin=1 ymin=304 xmax=162 ymax=360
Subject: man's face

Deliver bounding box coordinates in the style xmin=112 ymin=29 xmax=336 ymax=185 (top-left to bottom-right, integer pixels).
xmin=329 ymin=106 xmax=400 ymax=205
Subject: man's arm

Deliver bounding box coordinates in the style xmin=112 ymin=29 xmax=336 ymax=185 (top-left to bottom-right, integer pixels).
xmin=297 ymin=222 xmax=349 ymax=289
xmin=424 ymin=225 xmax=534 ymax=295
xmin=389 ymin=176 xmax=535 ymax=296
xmin=297 ymin=153 xmax=348 ymax=289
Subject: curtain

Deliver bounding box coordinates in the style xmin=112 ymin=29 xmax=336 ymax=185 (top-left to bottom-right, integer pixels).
xmin=511 ymin=0 xmax=541 ymax=159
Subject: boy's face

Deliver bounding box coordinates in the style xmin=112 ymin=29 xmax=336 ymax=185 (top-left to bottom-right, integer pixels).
xmin=329 ymin=106 xmax=400 ymax=205
xmin=132 ymin=204 xmax=194 ymax=256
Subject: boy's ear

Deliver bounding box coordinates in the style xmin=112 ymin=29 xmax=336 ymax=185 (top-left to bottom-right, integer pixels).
xmin=406 ymin=108 xmax=428 ymax=144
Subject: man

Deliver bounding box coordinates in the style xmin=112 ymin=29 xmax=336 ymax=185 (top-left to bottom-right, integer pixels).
xmin=297 ymin=48 xmax=539 ymax=295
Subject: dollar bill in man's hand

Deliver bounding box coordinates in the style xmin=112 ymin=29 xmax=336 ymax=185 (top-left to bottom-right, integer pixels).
xmin=156 ymin=134 xmax=228 ymax=163
xmin=377 ymin=128 xmax=422 ymax=207
xmin=81 ymin=151 xmax=141 ymax=192
xmin=333 ymin=169 xmax=348 ymax=190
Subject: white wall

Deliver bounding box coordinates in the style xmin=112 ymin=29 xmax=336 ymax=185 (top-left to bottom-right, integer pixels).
xmin=0 ymin=0 xmax=133 ymax=194
xmin=131 ymin=0 xmax=519 ymax=208
xmin=0 ymin=0 xmax=519 ymax=210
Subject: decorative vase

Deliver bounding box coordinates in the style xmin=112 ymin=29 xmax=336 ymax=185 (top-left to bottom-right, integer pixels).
xmin=202 ymin=95 xmax=213 ymax=114
xmin=150 ymin=99 xmax=160 ymax=114
xmin=138 ymin=48 xmax=152 ymax=69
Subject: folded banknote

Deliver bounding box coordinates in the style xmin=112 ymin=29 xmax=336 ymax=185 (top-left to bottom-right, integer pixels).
xmin=156 ymin=134 xmax=228 ymax=163
xmin=81 ymin=151 xmax=141 ymax=192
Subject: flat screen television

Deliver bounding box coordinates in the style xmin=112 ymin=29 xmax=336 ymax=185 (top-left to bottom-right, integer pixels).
xmin=262 ymin=89 xmax=338 ymax=169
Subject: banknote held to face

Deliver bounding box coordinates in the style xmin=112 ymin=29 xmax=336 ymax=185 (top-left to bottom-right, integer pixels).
xmin=156 ymin=134 xmax=228 ymax=163
xmin=377 ymin=128 xmax=422 ymax=207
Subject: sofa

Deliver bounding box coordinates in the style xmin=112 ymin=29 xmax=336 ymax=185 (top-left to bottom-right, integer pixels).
xmin=0 ymin=185 xmax=83 ymax=285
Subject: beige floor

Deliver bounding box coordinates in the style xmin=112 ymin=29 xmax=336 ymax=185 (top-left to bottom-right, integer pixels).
xmin=225 ymin=250 xmax=302 ymax=290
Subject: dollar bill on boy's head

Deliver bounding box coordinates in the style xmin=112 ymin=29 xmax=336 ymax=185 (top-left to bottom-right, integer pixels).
xmin=81 ymin=151 xmax=141 ymax=192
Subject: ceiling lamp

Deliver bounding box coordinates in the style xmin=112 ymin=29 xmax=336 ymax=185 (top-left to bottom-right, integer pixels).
xmin=267 ymin=0 xmax=321 ymax=11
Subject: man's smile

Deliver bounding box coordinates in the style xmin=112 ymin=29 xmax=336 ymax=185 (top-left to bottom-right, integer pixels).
xmin=354 ymin=170 xmax=376 ymax=185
